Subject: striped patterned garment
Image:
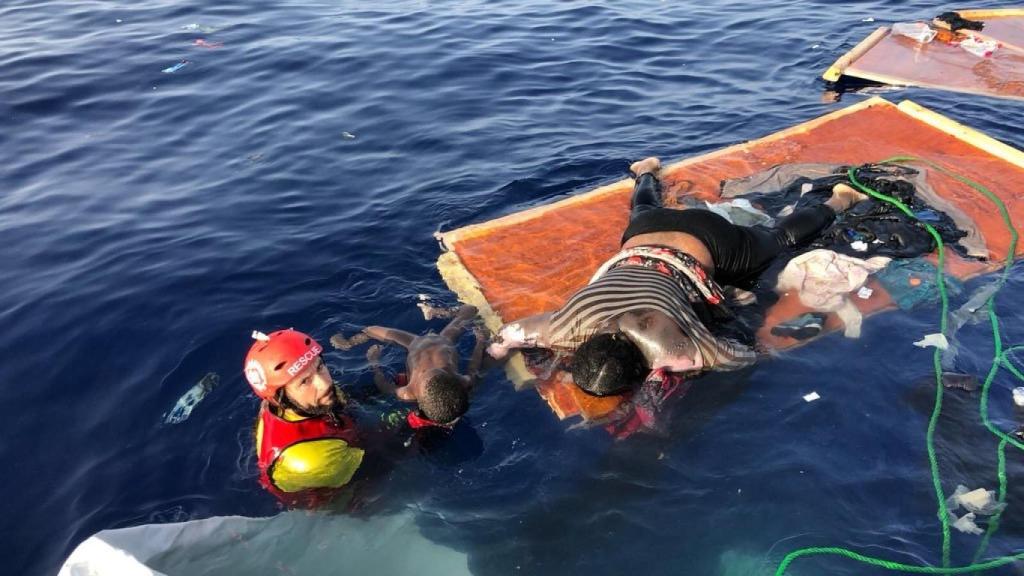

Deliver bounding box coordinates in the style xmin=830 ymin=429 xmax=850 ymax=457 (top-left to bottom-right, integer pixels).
xmin=546 ymin=264 xmax=756 ymax=372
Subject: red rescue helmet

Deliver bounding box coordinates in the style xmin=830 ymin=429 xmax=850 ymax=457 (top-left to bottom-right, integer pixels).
xmin=244 ymin=329 xmax=323 ymax=401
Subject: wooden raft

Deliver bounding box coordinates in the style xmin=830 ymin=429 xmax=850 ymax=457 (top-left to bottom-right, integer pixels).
xmin=436 ymin=97 xmax=1024 ymax=423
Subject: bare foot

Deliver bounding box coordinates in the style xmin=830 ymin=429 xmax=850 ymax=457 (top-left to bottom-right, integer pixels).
xmin=828 ymin=183 xmax=868 ymax=212
xmin=630 ymin=157 xmax=661 ymax=177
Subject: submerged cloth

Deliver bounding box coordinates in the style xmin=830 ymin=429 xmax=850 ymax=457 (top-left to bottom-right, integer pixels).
xmin=547 ymin=245 xmax=756 ymax=371
xmin=720 ymin=163 xmax=986 ymax=259
xmin=256 ymin=403 xmax=364 ymax=507
xmin=602 ymin=368 xmax=691 ymax=439
xmin=776 ymin=249 xmax=891 ymax=338
xmin=874 ymin=257 xmax=962 ymax=311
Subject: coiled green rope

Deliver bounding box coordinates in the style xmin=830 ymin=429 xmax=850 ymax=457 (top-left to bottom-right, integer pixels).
xmin=773 ymin=156 xmax=1022 ymax=575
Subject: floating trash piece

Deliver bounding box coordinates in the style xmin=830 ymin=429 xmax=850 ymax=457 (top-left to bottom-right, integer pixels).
xmin=162 ymin=60 xmax=190 ymax=74
xmin=857 ymin=286 xmax=873 ymax=299
xmin=947 ymin=484 xmax=1005 ymax=515
xmin=891 ymin=22 xmax=938 ymax=44
xmin=116 ymin=19 xmax=123 ymax=23
xmin=803 ymin=391 xmax=821 ymax=402
xmin=1013 ymin=386 xmax=1024 ymax=406
xmin=960 ymin=34 xmax=999 ymax=58
xmin=850 ymin=240 xmax=868 ymax=252
xmin=342 ymin=131 xmax=356 ymax=139
xmin=913 ymin=333 xmax=949 ymax=350
xmin=246 ymin=153 xmax=264 ymax=163
xmin=164 ymin=372 xmax=220 ymax=424
xmin=951 ymin=511 xmax=984 ymax=535
xmin=193 ymin=39 xmax=223 ymax=49
xmin=182 ymin=23 xmax=218 ymax=33
xmin=941 ymin=372 xmax=978 ymax=391
xmin=862 ymin=17 xmax=875 ymax=23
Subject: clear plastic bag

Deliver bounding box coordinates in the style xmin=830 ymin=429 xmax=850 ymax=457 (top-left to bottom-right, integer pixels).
xmin=891 ymin=22 xmax=937 ymax=44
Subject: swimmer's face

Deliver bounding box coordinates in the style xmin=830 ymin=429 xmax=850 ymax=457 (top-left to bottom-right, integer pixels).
xmin=282 ymin=357 xmax=337 ymax=412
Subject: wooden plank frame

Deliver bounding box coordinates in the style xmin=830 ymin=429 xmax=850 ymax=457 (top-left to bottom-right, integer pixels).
xmin=823 ymin=8 xmax=1024 ymax=99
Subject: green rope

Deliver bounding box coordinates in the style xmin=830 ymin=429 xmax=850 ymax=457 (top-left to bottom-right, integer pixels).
xmin=773 ymin=547 xmax=1024 ymax=576
xmin=847 ymin=164 xmax=953 ymax=566
xmin=971 ymin=438 xmax=1007 ymax=566
xmin=773 ymin=156 xmax=1024 ymax=575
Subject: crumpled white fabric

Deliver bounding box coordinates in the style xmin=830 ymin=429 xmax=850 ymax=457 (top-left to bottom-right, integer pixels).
xmin=704 ymin=198 xmax=774 ymax=227
xmin=777 ymin=249 xmax=891 ymax=338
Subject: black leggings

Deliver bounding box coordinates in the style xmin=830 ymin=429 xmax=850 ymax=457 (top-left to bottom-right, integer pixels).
xmin=622 ymin=173 xmax=836 ymax=285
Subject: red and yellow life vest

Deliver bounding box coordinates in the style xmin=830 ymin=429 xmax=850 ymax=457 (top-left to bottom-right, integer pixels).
xmin=255 ymin=402 xmax=364 ymax=507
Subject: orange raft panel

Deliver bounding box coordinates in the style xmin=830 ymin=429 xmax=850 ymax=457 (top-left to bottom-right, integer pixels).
xmin=435 ymin=97 xmax=1024 ymax=423
xmin=824 ymin=9 xmax=1024 ymax=101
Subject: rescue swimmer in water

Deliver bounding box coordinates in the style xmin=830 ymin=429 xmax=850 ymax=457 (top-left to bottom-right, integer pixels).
xmin=244 ymin=329 xmax=364 ymax=507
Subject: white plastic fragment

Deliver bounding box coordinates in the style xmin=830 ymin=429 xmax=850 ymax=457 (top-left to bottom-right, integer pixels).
xmin=857 ymin=286 xmax=873 ymax=299
xmin=862 ymin=17 xmax=875 ymax=22
xmin=1012 ymin=387 xmax=1024 ymax=407
xmin=951 ymin=512 xmax=984 ymax=535
xmin=947 ymin=484 xmax=1005 ymax=516
xmin=914 ymin=333 xmax=949 ymax=350
xmin=251 ymin=330 xmax=270 ymax=342
xmin=891 ymin=22 xmax=937 ymax=44
xmin=850 ymin=240 xmax=868 ymax=252
xmin=803 ymin=391 xmax=820 ymax=402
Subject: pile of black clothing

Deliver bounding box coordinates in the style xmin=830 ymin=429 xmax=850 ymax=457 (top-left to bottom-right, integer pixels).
xmin=752 ymin=163 xmax=970 ymax=259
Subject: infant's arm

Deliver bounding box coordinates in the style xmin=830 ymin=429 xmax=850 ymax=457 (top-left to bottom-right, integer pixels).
xmin=440 ymin=305 xmax=479 ymax=342
xmin=366 ymin=345 xmax=398 ymax=397
xmin=363 ymin=326 xmax=416 ymax=349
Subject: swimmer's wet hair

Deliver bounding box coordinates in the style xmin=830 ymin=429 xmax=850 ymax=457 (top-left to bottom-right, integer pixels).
xmin=571 ymin=333 xmax=647 ymax=397
xmin=420 ymin=372 xmax=469 ymax=424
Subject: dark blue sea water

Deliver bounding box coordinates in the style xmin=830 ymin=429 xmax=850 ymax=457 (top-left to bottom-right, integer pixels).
xmin=4 ymin=1 xmax=1024 ymax=575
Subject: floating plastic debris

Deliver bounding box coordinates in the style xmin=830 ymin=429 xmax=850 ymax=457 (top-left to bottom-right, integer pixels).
xmin=941 ymin=372 xmax=978 ymax=391
xmin=891 ymin=22 xmax=938 ymax=44
xmin=162 ymin=60 xmax=190 ymax=74
xmin=960 ymin=35 xmax=999 ymax=58
xmin=856 ymin=286 xmax=873 ymax=299
xmin=342 ymin=131 xmax=356 ymax=139
xmin=193 ymin=39 xmax=223 ymax=49
xmin=850 ymin=240 xmax=868 ymax=252
xmin=182 ymin=23 xmax=218 ymax=33
xmin=1013 ymin=386 xmax=1024 ymax=407
xmin=947 ymin=484 xmax=1005 ymax=516
xmin=951 ymin=512 xmax=984 ymax=535
xmin=862 ymin=17 xmax=875 ymax=23
xmin=913 ymin=333 xmax=949 ymax=350
xmin=803 ymin=391 xmax=820 ymax=402
xmin=164 ymin=372 xmax=220 ymax=424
